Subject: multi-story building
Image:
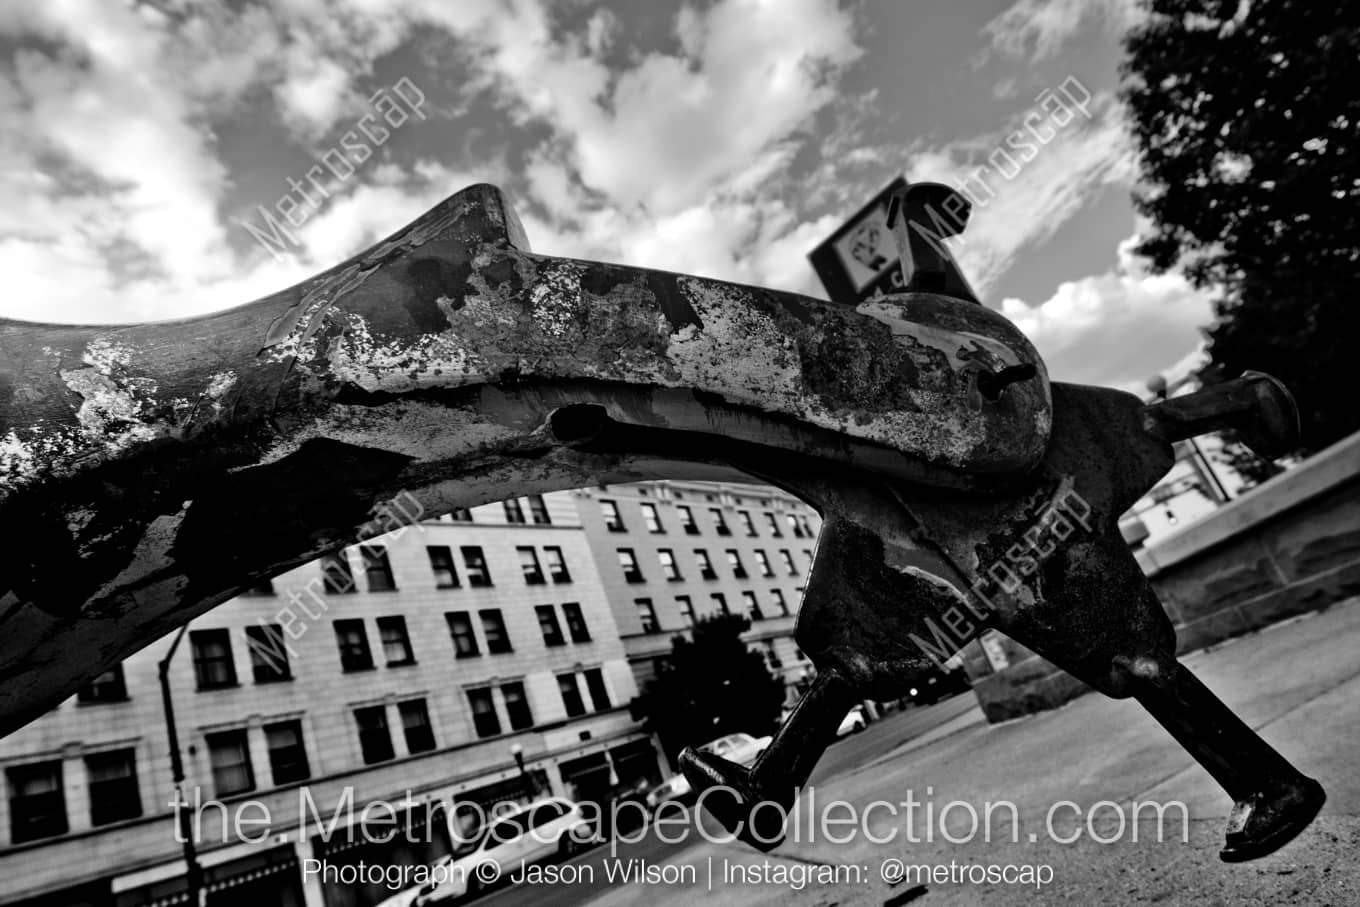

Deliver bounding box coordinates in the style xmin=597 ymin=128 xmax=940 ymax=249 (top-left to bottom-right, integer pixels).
xmin=0 ymin=492 xmax=661 ymax=907
xmin=572 ymin=480 xmax=823 ymax=710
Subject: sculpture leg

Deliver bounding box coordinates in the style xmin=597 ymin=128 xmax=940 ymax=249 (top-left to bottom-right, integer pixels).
xmin=680 ymin=670 xmax=858 ymax=852
xmin=1005 ymin=531 xmax=1324 ymax=862
xmin=1119 ymin=652 xmax=1325 ymax=862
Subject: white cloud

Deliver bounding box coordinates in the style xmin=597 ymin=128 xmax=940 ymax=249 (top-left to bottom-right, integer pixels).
xmin=904 ymin=97 xmax=1136 ymax=297
xmin=1001 ymin=234 xmax=1215 ymax=389
xmin=979 ymin=0 xmax=1139 ymax=64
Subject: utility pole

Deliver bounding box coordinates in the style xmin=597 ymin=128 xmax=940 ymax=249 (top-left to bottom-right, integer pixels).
xmin=160 ymin=625 xmax=208 ymax=907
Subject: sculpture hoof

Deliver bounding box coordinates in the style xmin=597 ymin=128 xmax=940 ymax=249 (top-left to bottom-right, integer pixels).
xmin=1219 ymin=776 xmax=1325 ymax=862
xmin=678 ymin=747 xmax=788 ymax=851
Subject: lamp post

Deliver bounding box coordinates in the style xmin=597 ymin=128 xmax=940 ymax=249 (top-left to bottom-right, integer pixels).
xmin=510 ymin=743 xmax=532 ymax=798
xmin=159 ymin=625 xmax=207 ymax=907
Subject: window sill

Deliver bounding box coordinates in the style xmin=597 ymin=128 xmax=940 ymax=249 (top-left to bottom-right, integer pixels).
xmin=386 ymin=660 xmax=418 ymax=669
xmin=195 ymin=682 xmax=240 ymax=692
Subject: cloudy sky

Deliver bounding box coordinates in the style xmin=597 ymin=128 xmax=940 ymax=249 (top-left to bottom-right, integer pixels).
xmin=0 ymin=0 xmax=1214 ymax=389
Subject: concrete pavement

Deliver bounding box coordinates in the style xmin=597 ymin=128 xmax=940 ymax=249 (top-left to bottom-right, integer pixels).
xmin=580 ymin=595 xmax=1360 ymax=906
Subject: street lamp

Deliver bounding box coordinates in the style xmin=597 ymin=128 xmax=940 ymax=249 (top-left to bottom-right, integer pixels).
xmin=510 ymin=743 xmax=532 ymax=798
xmin=159 ymin=625 xmax=207 ymax=907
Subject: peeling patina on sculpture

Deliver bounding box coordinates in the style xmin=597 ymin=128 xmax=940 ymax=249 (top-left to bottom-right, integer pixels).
xmin=0 ymin=182 xmax=1323 ymax=863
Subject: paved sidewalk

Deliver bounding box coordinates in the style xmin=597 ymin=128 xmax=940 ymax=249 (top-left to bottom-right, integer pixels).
xmin=588 ymin=596 xmax=1360 ymax=907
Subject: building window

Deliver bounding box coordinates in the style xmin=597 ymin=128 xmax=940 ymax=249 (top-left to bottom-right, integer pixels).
xmin=658 ymin=548 xmax=682 ymax=580
xmin=780 ymin=550 xmax=798 ymax=576
xmin=583 ymin=668 xmax=611 ymax=711
xmin=321 ymin=552 xmax=355 ymax=594
xmin=787 ymin=514 xmax=804 ymax=537
xmin=543 ymin=546 xmax=571 ymax=583
xmin=601 ymin=500 xmax=625 ymax=531
xmin=557 ymin=674 xmax=586 ymax=718
xmin=190 ymin=629 xmax=237 ymax=690
xmin=771 ymin=588 xmax=790 ymax=616
xmin=446 ymin=611 xmax=479 ymax=657
xmin=245 ymin=624 xmax=292 ymax=683
xmin=743 ymin=590 xmax=763 ymax=620
xmin=711 ymin=593 xmax=729 ymax=615
xmin=755 ymin=550 xmax=774 ymax=577
xmin=635 ymin=598 xmax=660 ymax=634
xmin=726 ymin=549 xmax=748 ymax=579
xmin=502 ymin=682 xmax=534 ymax=730
xmin=86 ymin=748 xmax=141 ymax=826
xmin=7 ymin=761 xmax=66 ymax=843
xmin=355 ymin=706 xmax=394 ymax=764
xmin=528 ymin=494 xmax=552 ymax=524
xmin=399 ymin=699 xmax=437 ymax=753
xmin=641 ymin=502 xmax=665 ymax=533
xmin=739 ymin=510 xmax=757 ymax=536
xmin=360 ymin=545 xmax=397 ymax=591
xmin=617 ymin=548 xmax=644 ymax=583
xmin=428 ymin=546 xmax=460 ymax=588
xmin=678 ymin=505 xmax=699 ymax=535
xmin=765 ymin=513 xmax=783 ymax=537
xmin=462 ymin=546 xmax=493 ymax=586
xmin=480 ymin=609 xmax=513 ymax=654
xmin=537 ymin=605 xmax=565 ymax=647
xmin=695 ymin=549 xmax=716 ymax=580
xmin=77 ymin=663 xmax=128 ymax=703
xmin=763 ymin=639 xmax=783 ymax=669
xmin=561 ymin=603 xmax=591 ymax=642
xmin=677 ymin=595 xmax=696 ymax=625
xmin=449 ymin=507 xmax=474 ymax=522
xmin=517 ymin=546 xmax=546 ymax=585
xmin=333 ymin=619 xmax=374 ymax=671
xmin=503 ymin=498 xmax=526 ymax=523
xmin=206 ymin=729 xmax=255 ymax=797
xmin=710 ymin=508 xmax=731 ymax=535
xmin=264 ymin=720 xmax=310 ymax=785
xmin=377 ymin=616 xmax=415 ymax=666
xmin=468 ymin=688 xmax=502 ymax=738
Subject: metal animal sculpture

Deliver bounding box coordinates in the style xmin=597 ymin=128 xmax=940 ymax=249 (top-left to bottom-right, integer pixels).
xmin=0 ymin=182 xmax=1321 ymax=863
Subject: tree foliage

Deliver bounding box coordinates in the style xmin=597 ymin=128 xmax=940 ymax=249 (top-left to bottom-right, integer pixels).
xmin=1121 ymin=0 xmax=1360 ymax=456
xmin=629 ymin=612 xmax=787 ymax=763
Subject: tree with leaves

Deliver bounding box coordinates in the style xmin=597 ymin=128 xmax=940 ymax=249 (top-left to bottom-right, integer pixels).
xmin=1121 ymin=0 xmax=1360 ymax=467
xmin=630 ymin=612 xmax=787 ymax=764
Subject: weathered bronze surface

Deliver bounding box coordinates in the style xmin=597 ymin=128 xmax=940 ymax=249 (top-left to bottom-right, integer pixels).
xmin=0 ymin=182 xmax=1322 ymax=862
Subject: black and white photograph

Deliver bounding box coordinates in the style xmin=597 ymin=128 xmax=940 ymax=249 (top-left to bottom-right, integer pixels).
xmin=0 ymin=1 xmax=1356 ymax=904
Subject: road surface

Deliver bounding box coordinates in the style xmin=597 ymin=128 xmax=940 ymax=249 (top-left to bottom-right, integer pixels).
xmin=461 ymin=694 xmax=979 ymax=907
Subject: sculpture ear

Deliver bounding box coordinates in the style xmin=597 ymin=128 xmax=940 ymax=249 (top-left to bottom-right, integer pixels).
xmin=885 ymin=182 xmax=980 ymax=304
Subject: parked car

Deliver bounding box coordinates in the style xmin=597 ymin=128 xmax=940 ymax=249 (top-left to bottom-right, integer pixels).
xmin=375 ymin=886 xmax=422 ymax=907
xmin=412 ymin=797 xmax=590 ymax=905
xmin=908 ymin=667 xmax=971 ymax=706
xmin=696 ymin=732 xmax=772 ymax=767
xmin=644 ymin=773 xmax=693 ymax=811
xmin=836 ymin=704 xmax=867 ymax=736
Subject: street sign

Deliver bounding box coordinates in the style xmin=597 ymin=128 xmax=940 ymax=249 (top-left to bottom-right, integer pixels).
xmin=807 ymin=176 xmax=909 ymax=306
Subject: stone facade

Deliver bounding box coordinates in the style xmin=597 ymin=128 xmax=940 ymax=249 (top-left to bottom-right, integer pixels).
xmin=0 ymin=491 xmax=658 ymax=907
xmin=571 ymin=480 xmax=822 ymax=714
